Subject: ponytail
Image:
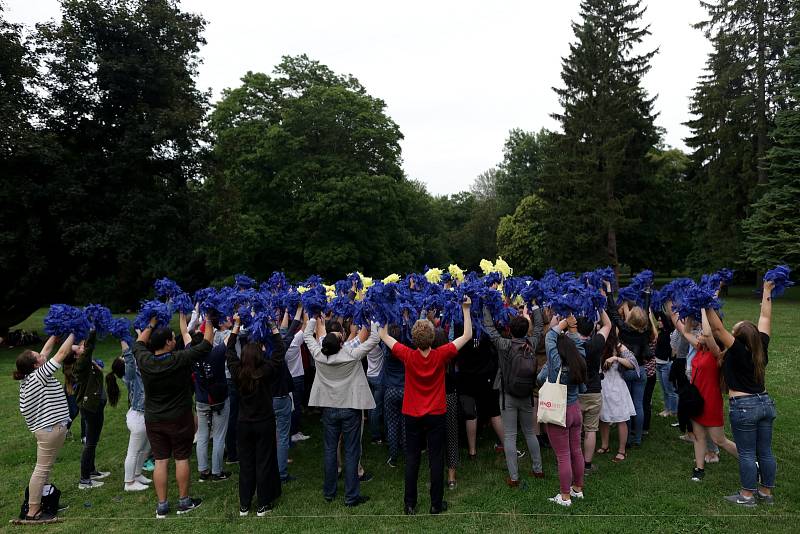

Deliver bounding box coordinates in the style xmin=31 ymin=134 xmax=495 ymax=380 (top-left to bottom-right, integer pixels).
xmin=106 ymin=357 xmax=125 ymax=408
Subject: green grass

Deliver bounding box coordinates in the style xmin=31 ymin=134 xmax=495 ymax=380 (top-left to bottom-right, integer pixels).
xmin=1 ymin=287 xmax=799 ymax=532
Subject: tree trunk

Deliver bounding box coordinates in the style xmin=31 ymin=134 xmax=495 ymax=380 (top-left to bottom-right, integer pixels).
xmin=755 ymin=0 xmax=768 ymax=185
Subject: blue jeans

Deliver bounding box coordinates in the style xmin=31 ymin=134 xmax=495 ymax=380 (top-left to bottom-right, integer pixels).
xmin=367 ymin=377 xmax=385 ymax=441
xmin=273 ymin=395 xmax=293 ymax=480
xmin=656 ymin=362 xmax=678 ymax=414
xmin=623 ymin=366 xmax=646 ymax=445
xmin=196 ymin=399 xmax=230 ymax=475
xmin=322 ymin=407 xmax=361 ymax=504
xmin=729 ymin=394 xmax=777 ymax=491
xmin=290 ymin=376 xmax=305 ymax=436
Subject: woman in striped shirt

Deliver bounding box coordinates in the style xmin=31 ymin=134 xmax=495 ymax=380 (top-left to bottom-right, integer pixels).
xmin=14 ymin=334 xmax=75 ymax=522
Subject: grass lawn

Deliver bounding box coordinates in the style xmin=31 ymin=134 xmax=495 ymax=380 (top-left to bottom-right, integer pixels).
xmin=1 ymin=287 xmax=798 ymax=532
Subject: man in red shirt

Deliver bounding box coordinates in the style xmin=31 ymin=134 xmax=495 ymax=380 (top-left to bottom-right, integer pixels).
xmin=379 ymin=297 xmax=473 ymax=515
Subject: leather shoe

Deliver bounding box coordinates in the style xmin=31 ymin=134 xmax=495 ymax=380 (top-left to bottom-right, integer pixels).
xmin=430 ymin=501 xmax=448 ymax=514
xmin=345 ymin=495 xmax=370 ymax=508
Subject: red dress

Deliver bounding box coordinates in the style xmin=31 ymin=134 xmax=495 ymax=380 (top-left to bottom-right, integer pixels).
xmin=691 ymin=349 xmax=724 ymax=427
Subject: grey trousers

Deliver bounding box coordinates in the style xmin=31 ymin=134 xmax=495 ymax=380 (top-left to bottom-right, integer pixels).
xmin=501 ymin=393 xmax=543 ymax=480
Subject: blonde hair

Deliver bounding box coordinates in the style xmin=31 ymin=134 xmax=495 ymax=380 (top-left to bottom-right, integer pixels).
xmin=411 ymin=320 xmax=435 ymax=350
xmin=626 ymin=306 xmax=648 ymax=333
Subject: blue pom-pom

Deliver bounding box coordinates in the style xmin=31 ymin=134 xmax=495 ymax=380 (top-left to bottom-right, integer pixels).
xmin=267 ymin=272 xmax=289 ymax=293
xmin=673 ymin=281 xmax=723 ymax=320
xmin=347 ymin=272 xmax=363 ymax=291
xmin=84 ymin=304 xmax=114 ymax=337
xmin=764 ymin=265 xmax=794 ymax=298
xmin=352 ymin=300 xmax=372 ymax=327
xmin=616 ymin=285 xmax=639 ymax=306
xmin=134 ymin=300 xmax=172 ymax=330
xmin=364 ymin=282 xmax=403 ymax=326
xmin=335 ymin=279 xmax=351 ymax=296
xmin=44 ymin=304 xmax=92 ymax=341
xmin=326 ymin=295 xmax=355 ymax=319
xmin=301 ymin=285 xmax=328 ymax=316
xmin=172 ymin=292 xmax=194 ymax=315
xmin=109 ymin=317 xmax=134 ymax=345
xmin=234 ymin=274 xmax=256 ymax=290
xmin=483 ymin=272 xmax=502 ymax=287
xmin=247 ymin=311 xmax=275 ymax=347
xmin=631 ymin=270 xmax=654 ymax=291
xmin=717 ymin=268 xmax=734 ymax=285
xmin=154 ymin=278 xmax=182 ymax=300
xmin=193 ymin=287 xmax=215 ymax=306
xmin=302 ymin=275 xmax=324 ymax=288
xmin=483 ymin=288 xmax=517 ymax=326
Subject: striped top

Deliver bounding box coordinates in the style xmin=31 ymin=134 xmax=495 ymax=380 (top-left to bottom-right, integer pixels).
xmin=19 ymin=359 xmax=71 ymax=432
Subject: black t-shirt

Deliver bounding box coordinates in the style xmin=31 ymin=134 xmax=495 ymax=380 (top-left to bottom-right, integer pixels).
xmin=723 ymin=332 xmax=770 ymax=395
xmin=455 ymin=329 xmax=498 ymax=392
xmin=582 ymin=334 xmax=606 ymax=394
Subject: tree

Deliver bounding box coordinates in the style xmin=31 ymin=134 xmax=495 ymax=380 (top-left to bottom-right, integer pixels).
xmin=539 ymin=0 xmax=660 ymax=274
xmin=0 ymin=5 xmax=55 ymax=335
xmin=207 ymin=56 xmax=415 ymax=279
xmin=743 ymin=18 xmax=800 ymax=271
xmin=686 ymin=0 xmax=795 ymax=269
xmin=496 ymin=194 xmax=549 ymax=275
xmin=494 ymin=128 xmax=552 ymax=216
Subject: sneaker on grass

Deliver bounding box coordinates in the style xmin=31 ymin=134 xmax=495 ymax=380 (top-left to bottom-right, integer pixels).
xmin=176 ymin=497 xmax=202 ymax=515
xmin=548 ymin=494 xmax=572 ymax=507
xmin=78 ymin=480 xmax=104 ymax=490
xmin=724 ymin=492 xmax=756 ymax=508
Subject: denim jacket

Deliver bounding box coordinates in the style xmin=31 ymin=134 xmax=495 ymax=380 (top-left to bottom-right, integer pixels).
xmin=123 ymin=347 xmax=146 ymax=412
xmin=537 ymin=328 xmax=587 ymax=405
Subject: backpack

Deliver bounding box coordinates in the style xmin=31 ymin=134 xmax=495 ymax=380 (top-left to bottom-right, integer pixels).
xmin=194 ymin=346 xmax=228 ymax=413
xmin=502 ymin=338 xmax=537 ymax=398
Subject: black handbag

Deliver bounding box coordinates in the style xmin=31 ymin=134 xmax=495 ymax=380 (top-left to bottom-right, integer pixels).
xmin=19 ymin=484 xmax=62 ymax=519
xmin=678 ymin=367 xmax=704 ymax=418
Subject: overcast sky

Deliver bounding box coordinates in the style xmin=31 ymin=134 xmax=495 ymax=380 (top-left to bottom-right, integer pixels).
xmin=5 ymin=0 xmax=711 ymax=195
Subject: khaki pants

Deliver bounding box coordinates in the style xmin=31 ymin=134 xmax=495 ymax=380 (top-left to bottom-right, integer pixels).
xmin=29 ymin=424 xmax=67 ymax=507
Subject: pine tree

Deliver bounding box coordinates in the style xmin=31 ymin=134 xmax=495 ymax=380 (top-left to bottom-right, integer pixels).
xmin=743 ymin=18 xmax=800 ymax=270
xmin=685 ymin=0 xmax=795 ymax=269
xmin=538 ymin=0 xmax=659 ymax=273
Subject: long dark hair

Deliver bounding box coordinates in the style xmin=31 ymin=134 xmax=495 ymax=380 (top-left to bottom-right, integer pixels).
xmin=557 ymin=333 xmax=587 ymax=385
xmin=733 ymin=321 xmax=766 ymax=386
xmin=238 ymin=342 xmax=265 ymax=394
xmin=602 ymin=327 xmax=620 ymax=365
xmin=106 ymin=357 xmax=125 ymax=407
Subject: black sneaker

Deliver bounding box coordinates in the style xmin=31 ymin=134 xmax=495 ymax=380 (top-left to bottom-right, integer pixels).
xmin=176 ymin=498 xmax=202 ymax=515
xmin=211 ymin=471 xmax=231 ymax=482
xmin=345 ymin=495 xmax=370 ymax=507
xmin=691 ymin=468 xmax=705 ymax=482
xmin=256 ymin=504 xmax=273 ymax=517
xmin=404 ymin=504 xmax=416 ymax=515
xmin=430 ymin=501 xmax=448 ymax=514
xmin=358 ymin=472 xmax=374 ymax=483
xmin=198 ymin=471 xmax=211 ymax=483
xmin=239 ymin=506 xmax=249 ymax=517
xmin=386 ymin=457 xmax=398 ymax=468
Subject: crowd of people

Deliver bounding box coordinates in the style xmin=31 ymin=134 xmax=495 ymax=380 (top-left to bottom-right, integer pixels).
xmin=13 ymin=270 xmax=781 ymax=522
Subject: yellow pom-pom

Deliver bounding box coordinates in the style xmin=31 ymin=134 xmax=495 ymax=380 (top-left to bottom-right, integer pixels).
xmin=382 ymin=273 xmax=401 ymax=284
xmin=448 ymin=264 xmax=464 ymax=283
xmin=494 ymin=256 xmax=513 ymax=278
xmin=323 ymin=284 xmax=336 ymax=299
xmin=359 ymin=273 xmax=373 ymax=289
xmin=425 ymin=267 xmax=443 ymax=284
xmin=297 ymin=286 xmax=309 ymax=295
xmin=479 ymin=259 xmax=494 ymax=275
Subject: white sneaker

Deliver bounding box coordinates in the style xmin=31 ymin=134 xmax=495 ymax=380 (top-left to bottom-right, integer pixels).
xmin=124 ymin=481 xmax=149 ymax=492
xmin=548 ymin=494 xmax=572 ymax=507
xmin=290 ymin=433 xmax=302 ymax=443
xmin=135 ymin=474 xmax=152 ymax=485
xmin=90 ymin=471 xmax=111 ymax=480
xmin=78 ymin=480 xmax=104 ymax=490
xmin=569 ymin=487 xmax=584 ymax=499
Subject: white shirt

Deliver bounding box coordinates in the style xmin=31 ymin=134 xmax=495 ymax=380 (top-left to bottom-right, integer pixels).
xmin=285 ymin=330 xmax=305 ymax=377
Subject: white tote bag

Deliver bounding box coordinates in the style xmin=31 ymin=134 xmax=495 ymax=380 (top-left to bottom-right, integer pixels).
xmin=537 ymin=366 xmax=567 ymax=427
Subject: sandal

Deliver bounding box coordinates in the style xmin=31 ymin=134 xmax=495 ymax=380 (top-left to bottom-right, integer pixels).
xmin=612 ymin=452 xmax=626 ymax=463
xmin=596 ymin=447 xmax=610 ymax=454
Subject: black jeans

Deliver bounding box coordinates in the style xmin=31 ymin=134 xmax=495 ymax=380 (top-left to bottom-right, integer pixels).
xmin=238 ymin=419 xmax=281 ymax=509
xmin=643 ymin=372 xmax=657 ymax=431
xmin=80 ymin=401 xmax=105 ymax=480
xmin=404 ymin=413 xmax=445 ymax=509
xmin=226 ymin=378 xmax=239 ymax=462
